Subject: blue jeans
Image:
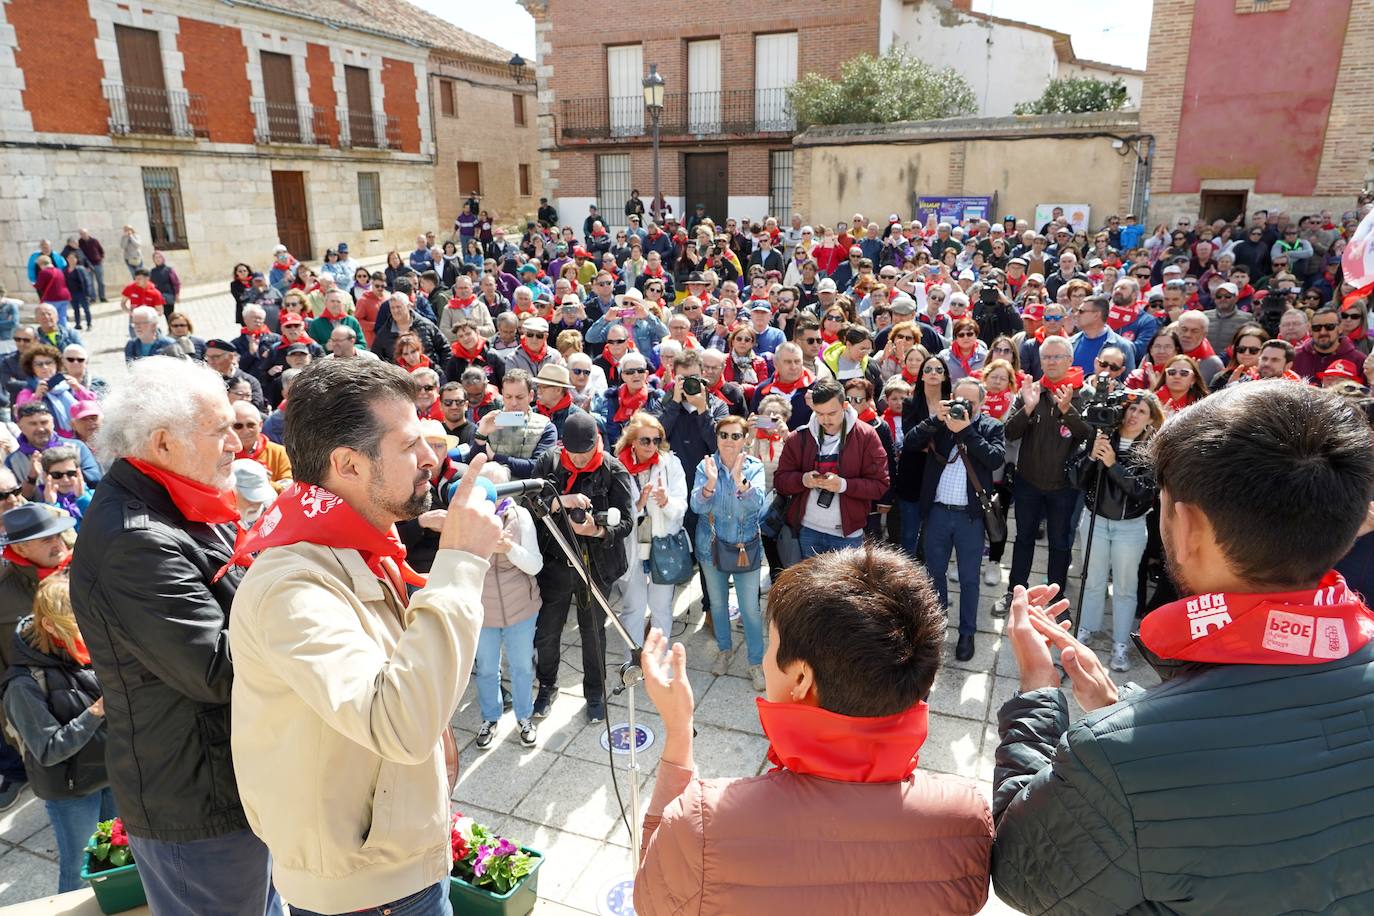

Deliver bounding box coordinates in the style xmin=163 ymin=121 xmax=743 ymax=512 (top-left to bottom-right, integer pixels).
xmin=47 ymin=300 xmax=70 ymax=326
xmin=45 ymin=787 xmax=116 ymax=893
xmin=700 ymin=562 xmax=764 ymax=665
xmin=90 ymin=262 xmax=106 ymax=301
xmin=798 ymin=527 xmax=864 ymax=558
xmin=924 ymin=505 xmax=985 ymax=636
xmin=1008 ymin=477 xmax=1077 ymax=593
xmin=898 ymin=498 xmax=923 ymax=556
xmin=474 ymin=615 xmax=537 ymax=722
xmin=128 ymin=826 xmax=282 ymax=916
xmin=1078 ymin=513 xmax=1148 ymax=645
xmin=291 ymin=880 xmax=451 ymax=916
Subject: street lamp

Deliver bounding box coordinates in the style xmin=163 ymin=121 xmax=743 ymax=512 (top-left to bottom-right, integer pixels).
xmin=643 ymin=64 xmax=665 ymax=223
xmin=508 ymin=53 xmax=528 ymax=85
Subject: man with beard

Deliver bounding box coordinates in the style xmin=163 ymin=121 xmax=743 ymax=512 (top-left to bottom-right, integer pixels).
xmin=226 ymin=359 xmax=503 ymax=915
xmin=1293 ymin=305 xmax=1364 ymax=382
xmin=993 ymin=382 xmax=1374 ymax=913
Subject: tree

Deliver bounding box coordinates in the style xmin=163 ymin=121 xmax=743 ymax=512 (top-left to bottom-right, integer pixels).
xmin=1013 ymin=76 xmax=1130 ymax=116
xmin=788 ymin=47 xmax=977 ymax=127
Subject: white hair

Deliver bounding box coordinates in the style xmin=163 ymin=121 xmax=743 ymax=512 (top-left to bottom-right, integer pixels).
xmin=130 ymin=305 xmax=160 ymax=323
xmin=621 ymin=351 xmax=648 ymax=371
xmin=947 ymin=292 xmax=969 ymax=310
xmin=242 ymin=303 xmax=266 ymax=321
xmin=413 ymin=367 xmax=440 ymax=386
xmin=233 ymin=399 xmax=262 ymax=423
xmin=1039 ymin=335 xmax=1072 ymax=358
xmin=1179 ymin=311 xmax=1209 ymax=330
xmin=389 ymin=292 xmax=409 ymax=307
xmin=63 ymin=343 xmax=87 ymax=358
xmin=97 ymin=356 xmax=229 ymax=462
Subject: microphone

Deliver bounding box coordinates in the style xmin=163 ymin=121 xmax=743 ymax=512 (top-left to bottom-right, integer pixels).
xmin=446 ymin=476 xmax=549 ymax=503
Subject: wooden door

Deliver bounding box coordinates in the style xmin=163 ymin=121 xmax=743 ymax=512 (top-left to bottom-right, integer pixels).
xmin=684 ymin=153 xmax=728 ymax=227
xmin=271 ymin=171 xmax=312 ymax=261
xmin=345 ymin=65 xmax=375 ymax=147
xmin=115 ymin=25 xmax=171 ymax=134
xmin=260 ymin=51 xmax=300 ymax=143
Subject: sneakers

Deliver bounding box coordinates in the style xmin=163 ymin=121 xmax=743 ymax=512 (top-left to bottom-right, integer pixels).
xmin=475 ymin=721 xmax=498 ymax=750
xmin=0 ymin=777 xmax=26 ymax=812
xmin=749 ymin=665 xmax=766 ymax=692
xmin=1110 ymin=642 xmax=1131 ymax=672
xmin=708 ymin=644 xmax=733 ymax=676
xmin=586 ymin=701 xmax=607 ymax=723
xmin=532 ymin=686 xmax=555 ymax=719
xmin=983 ymin=564 xmax=1002 ymax=588
xmin=1076 ymin=626 xmax=1094 ymax=644
xmin=990 ymin=593 xmax=1011 ymax=618
xmin=518 ymin=719 xmax=538 ymax=748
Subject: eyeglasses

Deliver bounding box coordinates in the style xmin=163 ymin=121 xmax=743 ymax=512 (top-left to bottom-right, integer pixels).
xmin=607 ymin=337 xmax=628 ymax=345
xmin=1095 ymin=359 xmax=1124 ymax=371
xmin=441 ymin=399 xmax=466 ymax=407
xmin=65 ymin=356 xmax=86 ymax=362
xmin=992 ymin=346 xmax=1014 ymax=355
xmin=956 ymin=331 xmax=978 ymax=338
xmin=845 ymin=394 xmax=867 ymax=405
xmin=1311 ymin=322 xmax=1339 ymax=331
xmin=622 ymin=367 xmax=647 ymax=376
xmin=1234 ymin=345 xmax=1261 ymax=355
xmin=922 ymin=364 xmax=946 ymax=375
xmin=31 ymin=360 xmax=56 ymax=369
xmin=48 ymin=470 xmax=80 ymax=480
xmin=893 ymin=334 xmax=916 ymax=343
xmin=522 ymin=332 xmax=546 ymax=340
xmin=717 ymin=430 xmax=746 ymax=441
xmin=418 ymin=384 xmax=437 ymax=392
xmin=802 ymin=336 xmax=821 ymax=345
xmin=636 ymin=436 xmax=663 ymax=447
xmin=1165 ymin=367 xmax=1193 ymax=377
xmin=232 ymin=422 xmax=258 ymax=430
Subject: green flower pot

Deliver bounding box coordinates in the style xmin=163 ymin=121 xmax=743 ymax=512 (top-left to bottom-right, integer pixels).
xmin=448 ymin=847 xmax=543 ymax=916
xmin=79 ymin=842 xmax=147 ymax=915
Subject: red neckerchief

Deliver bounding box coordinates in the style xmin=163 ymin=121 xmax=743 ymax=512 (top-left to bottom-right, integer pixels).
xmin=421 ymin=399 xmax=445 ymax=421
xmin=476 ymin=386 xmax=498 ymax=409
xmin=754 ymin=425 xmax=785 ymax=461
xmin=1041 ymin=366 xmax=1084 ymax=393
xmin=215 ymin=482 xmax=425 ymax=593
xmin=856 ymin=404 xmax=878 ymax=424
xmin=537 ymin=390 xmax=573 ymax=418
xmin=642 ymin=265 xmax=664 ymax=279
xmin=1157 ymin=388 xmax=1196 ymax=412
xmin=277 ymin=334 xmax=311 ymax=349
xmin=52 ymin=632 xmax=91 ymax=665
xmin=519 ymin=339 xmax=547 ymax=364
xmin=618 ymin=444 xmax=658 ymax=476
xmin=983 ymin=388 xmax=1013 ymax=419
xmin=399 ymin=354 xmax=432 ymax=372
xmin=3 ymin=546 xmax=71 ymax=582
xmin=560 ymin=441 xmax=604 ymax=493
xmin=446 ymin=294 xmax=477 ymax=310
xmin=881 ymin=407 xmax=900 ymax=443
xmin=240 ymin=325 xmax=269 ymax=338
xmin=1107 ymin=299 xmax=1140 ymax=330
xmin=1140 ymin=571 xmax=1374 ymax=665
xmin=756 ymin=698 xmax=929 ymax=783
xmin=614 ymin=384 xmax=649 ymax=422
xmin=236 ymin=433 xmax=267 ymax=462
xmin=126 ymin=457 xmax=239 ymax=525
xmin=450 ymin=338 xmax=486 ymax=361
xmin=900 ymin=366 xmax=920 ymax=386
xmin=1349 ymin=324 xmax=1368 ymax=342
xmin=821 ymin=328 xmax=839 ymax=344
xmin=951 ymin=340 xmax=978 ymax=376
xmin=764 ymin=369 xmax=813 ymax=397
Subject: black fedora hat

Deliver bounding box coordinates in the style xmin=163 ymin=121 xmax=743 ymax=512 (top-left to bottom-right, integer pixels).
xmin=1 ymin=504 xmax=75 ymax=546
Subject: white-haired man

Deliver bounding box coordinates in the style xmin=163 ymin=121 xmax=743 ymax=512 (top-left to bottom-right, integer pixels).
xmin=233 ymin=303 xmax=283 ymax=385
xmin=71 ymin=356 xmax=282 ymax=915
xmin=123 ymin=305 xmax=176 ymax=363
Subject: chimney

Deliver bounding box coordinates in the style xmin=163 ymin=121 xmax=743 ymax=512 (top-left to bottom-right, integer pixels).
xmin=950 ymin=0 xmax=973 ymax=10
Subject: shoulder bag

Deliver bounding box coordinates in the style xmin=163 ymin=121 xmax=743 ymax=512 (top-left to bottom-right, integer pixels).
xmin=956 ymin=441 xmax=1006 ymax=544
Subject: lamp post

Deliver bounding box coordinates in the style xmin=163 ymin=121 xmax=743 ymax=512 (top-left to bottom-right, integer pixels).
xmin=643 ymin=64 xmax=665 ymax=224
xmin=508 ymin=53 xmax=528 ymax=85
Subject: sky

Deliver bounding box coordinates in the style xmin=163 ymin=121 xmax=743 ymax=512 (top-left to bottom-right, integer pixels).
xmin=411 ymin=0 xmax=1152 ymax=73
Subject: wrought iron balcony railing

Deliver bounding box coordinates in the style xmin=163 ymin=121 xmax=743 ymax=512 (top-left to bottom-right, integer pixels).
xmin=560 ymin=88 xmax=795 ymax=141
xmin=103 ymin=81 xmax=209 ymax=139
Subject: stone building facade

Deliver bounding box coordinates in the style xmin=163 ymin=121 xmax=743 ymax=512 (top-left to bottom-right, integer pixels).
xmin=0 ymin=0 xmax=516 ymax=294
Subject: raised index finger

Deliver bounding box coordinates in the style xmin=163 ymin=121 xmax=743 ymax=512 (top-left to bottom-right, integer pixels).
xmin=450 ymin=452 xmax=487 ymax=505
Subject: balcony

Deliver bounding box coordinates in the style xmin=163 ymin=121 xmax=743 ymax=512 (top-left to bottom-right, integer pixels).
xmin=103 ymin=81 xmax=209 ymax=139
xmin=337 ymin=108 xmax=400 ymax=150
xmin=559 ymin=88 xmax=795 ymax=141
xmin=252 ymin=98 xmax=327 ymax=145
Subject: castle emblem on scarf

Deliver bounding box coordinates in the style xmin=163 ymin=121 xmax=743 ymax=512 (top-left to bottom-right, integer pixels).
xmin=1186 ymin=593 xmax=1231 ymax=640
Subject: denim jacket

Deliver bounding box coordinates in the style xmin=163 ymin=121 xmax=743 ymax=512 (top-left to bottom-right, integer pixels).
xmin=585 ymin=312 xmax=668 ymax=356
xmin=689 ymin=453 xmax=766 ymax=558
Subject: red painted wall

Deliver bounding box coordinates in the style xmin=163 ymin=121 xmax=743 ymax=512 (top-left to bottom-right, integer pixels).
xmin=305 ymin=43 xmax=339 ymax=148
xmin=11 ymin=0 xmax=106 ymax=135
xmin=179 ymin=18 xmax=253 ymax=144
xmin=381 ymin=57 xmax=421 ymax=153
xmin=1172 ymin=0 xmax=1351 ymax=195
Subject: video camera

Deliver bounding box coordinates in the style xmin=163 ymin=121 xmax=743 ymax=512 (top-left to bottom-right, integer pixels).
xmin=1082 ymin=374 xmax=1132 ymax=432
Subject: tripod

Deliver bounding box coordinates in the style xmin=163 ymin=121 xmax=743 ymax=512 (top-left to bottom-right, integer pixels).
xmin=522 ymin=486 xmax=647 ymax=868
xmin=1070 ymin=458 xmax=1106 ymax=638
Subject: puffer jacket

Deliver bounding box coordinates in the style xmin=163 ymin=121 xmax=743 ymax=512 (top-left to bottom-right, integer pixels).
xmin=1064 ymin=433 xmax=1157 ymax=521
xmin=991 ymin=640 xmax=1374 ymax=914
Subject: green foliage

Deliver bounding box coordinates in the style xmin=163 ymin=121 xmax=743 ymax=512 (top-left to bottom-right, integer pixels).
xmin=788 ymin=46 xmax=978 ymax=126
xmin=1013 ymin=76 xmax=1130 ymax=115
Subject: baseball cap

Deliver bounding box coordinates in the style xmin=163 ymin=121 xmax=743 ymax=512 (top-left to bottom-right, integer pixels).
xmin=1215 ymin=282 xmax=1239 ymax=296
xmin=749 ymin=301 xmax=772 ymax=313
xmin=522 ymin=316 xmax=549 ymax=334
xmin=563 ymin=411 xmax=599 ymax=453
xmin=957 ymin=269 xmax=975 ymax=282
xmin=1319 ymin=359 xmax=1362 ymax=382
xmin=70 ymin=401 xmax=103 ymax=421
xmin=337 ymin=242 xmax=349 ymax=253
xmin=284 ymin=343 xmax=310 ymax=356
xmin=817 ymin=278 xmax=838 ymax=293
xmin=1021 ymin=302 xmax=1046 ymax=321
xmin=518 ymin=263 xmax=538 ymax=274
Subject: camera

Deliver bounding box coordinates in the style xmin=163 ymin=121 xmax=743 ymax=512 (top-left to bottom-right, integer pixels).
xmin=680 ymin=375 xmax=706 ymax=397
xmin=945 ymin=397 xmax=973 ymax=421
xmin=979 ymin=286 xmax=1000 ymax=306
xmin=1082 ymin=377 xmax=1132 ymax=432
xmin=566 ymin=507 xmax=609 ymax=529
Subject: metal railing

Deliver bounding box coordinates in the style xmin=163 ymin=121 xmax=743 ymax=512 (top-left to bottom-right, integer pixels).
xmin=560 ymin=88 xmax=795 ymax=140
xmin=103 ymin=81 xmax=208 ymax=139
xmin=336 ymin=108 xmax=400 ymax=150
xmin=251 ymin=98 xmax=326 ymax=145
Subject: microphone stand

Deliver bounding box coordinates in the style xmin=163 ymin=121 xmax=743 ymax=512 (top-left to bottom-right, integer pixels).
xmin=521 ymin=485 xmax=645 ymax=869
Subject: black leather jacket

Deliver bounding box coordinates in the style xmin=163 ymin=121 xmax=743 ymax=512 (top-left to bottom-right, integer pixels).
xmin=533 ymin=448 xmax=635 ymax=589
xmin=69 ymin=459 xmax=247 ymax=841
xmin=1065 ymin=434 xmax=1157 ymax=520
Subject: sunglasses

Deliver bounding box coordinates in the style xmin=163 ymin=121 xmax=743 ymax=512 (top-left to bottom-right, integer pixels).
xmin=1304 ymin=293 xmax=1323 ymax=301
xmin=956 ymin=331 xmax=978 ymax=338
xmin=893 ymin=334 xmax=916 ymax=343
xmin=522 ymin=332 xmax=546 ymax=339
xmin=570 ymin=367 xmax=591 ymax=376
xmin=802 ymin=336 xmax=821 ymax=345
xmin=232 ymin=421 xmax=258 ymax=430
xmin=1165 ymin=367 xmax=1193 ymax=377
xmin=13 ymin=337 xmax=34 ymax=344
xmin=0 ymin=487 xmax=22 ymax=500
xmin=1096 ymin=359 xmax=1124 ymax=371
xmin=845 ymin=394 xmax=867 ymax=405
xmin=717 ymin=430 xmax=746 ymax=441
xmin=1312 ymin=322 xmax=1339 ymax=331
xmin=65 ymin=356 xmax=86 ymax=363
xmin=441 ymin=399 xmax=466 ymax=407
xmin=1213 ymin=293 xmax=1235 ymax=300
xmin=607 ymin=337 xmax=628 ymax=345
xmin=922 ymin=364 xmax=946 ymax=375
xmin=1043 ymin=314 xmax=1066 ymax=322
xmin=170 ymin=323 xmax=189 ymax=329
xmin=824 ymin=315 xmax=842 ymax=322
xmin=1234 ymin=345 xmax=1261 ymax=355
xmin=1341 ymin=312 xmax=1361 ymax=320
xmin=636 ymin=436 xmax=663 ymax=447
xmin=992 ymin=346 xmax=1014 ymax=354
xmin=48 ymin=469 xmax=80 ymax=480
xmin=622 ymin=367 xmax=647 ymax=376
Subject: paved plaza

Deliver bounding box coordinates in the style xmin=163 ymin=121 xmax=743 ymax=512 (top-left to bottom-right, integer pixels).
xmin=0 ymin=285 xmax=1160 ymax=913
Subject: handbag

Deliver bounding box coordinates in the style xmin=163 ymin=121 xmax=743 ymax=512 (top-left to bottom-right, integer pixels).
xmin=759 ymin=491 xmax=789 ymax=540
xmin=956 ymin=442 xmax=1007 ymax=544
xmin=649 ymin=529 xmax=695 ymax=585
xmin=709 ymin=511 xmax=762 ymax=573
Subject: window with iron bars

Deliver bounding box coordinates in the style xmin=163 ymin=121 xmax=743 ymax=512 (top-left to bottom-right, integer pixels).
xmin=358 ymin=171 xmax=383 ymax=230
xmin=141 ymin=167 xmax=188 ymax=250
xmin=769 ymin=150 xmax=793 ymax=222
xmin=596 ymin=154 xmax=631 ymax=224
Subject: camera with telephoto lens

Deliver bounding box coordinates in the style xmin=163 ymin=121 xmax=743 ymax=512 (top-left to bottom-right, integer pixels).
xmin=1083 ymin=377 xmax=1132 ymax=432
xmin=565 ymin=507 xmax=609 ymax=529
xmin=945 ymin=397 xmax=973 ymax=421
xmin=680 ymin=375 xmax=707 ymax=397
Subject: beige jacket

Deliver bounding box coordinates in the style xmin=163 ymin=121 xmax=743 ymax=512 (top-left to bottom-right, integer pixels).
xmin=229 ymin=542 xmax=487 ymax=913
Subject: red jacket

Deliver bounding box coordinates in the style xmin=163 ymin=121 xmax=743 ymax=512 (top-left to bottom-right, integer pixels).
xmin=775 ymin=411 xmax=889 ymax=537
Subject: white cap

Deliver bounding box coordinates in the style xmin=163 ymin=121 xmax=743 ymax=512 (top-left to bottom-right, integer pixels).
xmin=958 ymin=269 xmax=976 ymax=281
xmin=1216 ymin=282 xmax=1239 ymax=296
xmin=817 ymin=278 xmax=837 ymax=293
xmin=231 ymin=459 xmax=276 ymax=507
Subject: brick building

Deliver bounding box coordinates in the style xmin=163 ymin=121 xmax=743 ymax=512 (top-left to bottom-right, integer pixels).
xmin=1139 ymin=0 xmax=1374 ymax=225
xmin=0 ymin=0 xmax=522 ymax=293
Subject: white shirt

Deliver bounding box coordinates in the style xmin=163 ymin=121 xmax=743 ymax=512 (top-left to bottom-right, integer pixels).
xmin=934 ymin=444 xmax=969 ymax=507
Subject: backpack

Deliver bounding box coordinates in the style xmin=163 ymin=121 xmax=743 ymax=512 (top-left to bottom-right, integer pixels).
xmin=0 ymin=667 xmax=46 ymax=759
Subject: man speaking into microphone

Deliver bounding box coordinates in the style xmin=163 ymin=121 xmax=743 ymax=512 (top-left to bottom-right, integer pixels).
xmin=227 ymin=359 xmax=504 ymax=916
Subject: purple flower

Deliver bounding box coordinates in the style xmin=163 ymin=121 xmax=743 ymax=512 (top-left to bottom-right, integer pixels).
xmin=493 ymin=838 xmax=517 ymax=858
xmin=472 ymin=845 xmax=493 ymax=878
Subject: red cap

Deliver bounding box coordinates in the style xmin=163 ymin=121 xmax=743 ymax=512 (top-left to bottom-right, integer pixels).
xmin=573 ymin=247 xmax=590 ymax=258
xmin=1021 ymin=302 xmax=1046 ymax=321
xmin=1319 ymin=359 xmax=1361 ymax=381
xmin=282 ymin=312 xmax=304 ymax=325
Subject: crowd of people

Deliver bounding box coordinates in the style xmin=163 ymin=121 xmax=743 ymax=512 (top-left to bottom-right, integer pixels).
xmin=0 ymin=193 xmax=1371 ymax=915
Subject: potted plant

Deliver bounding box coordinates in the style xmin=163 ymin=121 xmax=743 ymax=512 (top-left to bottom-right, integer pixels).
xmin=79 ymin=818 xmax=147 ymax=914
xmin=449 ymin=811 xmax=544 ymax=916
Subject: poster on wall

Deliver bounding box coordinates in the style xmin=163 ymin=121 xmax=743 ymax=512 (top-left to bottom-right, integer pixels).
xmin=1035 ymin=203 xmax=1092 ymax=232
xmin=917 ymin=196 xmax=995 ymax=225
